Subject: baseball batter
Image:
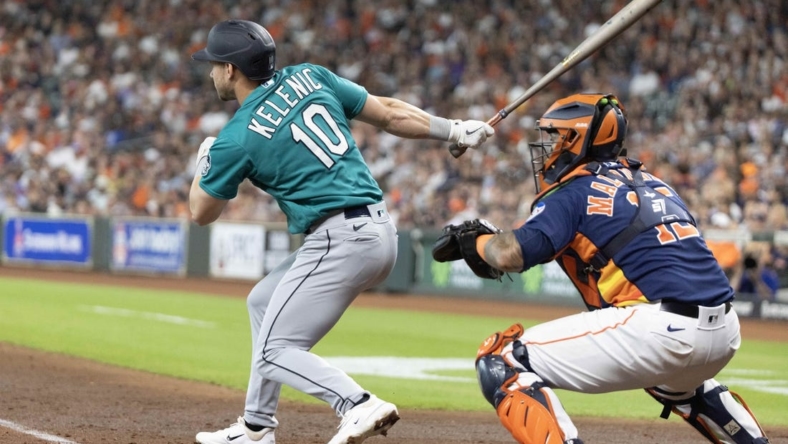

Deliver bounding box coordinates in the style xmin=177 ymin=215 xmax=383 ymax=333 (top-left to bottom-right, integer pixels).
xmin=188 ymin=20 xmax=493 ymax=444
xmin=433 ymin=94 xmax=770 ymax=444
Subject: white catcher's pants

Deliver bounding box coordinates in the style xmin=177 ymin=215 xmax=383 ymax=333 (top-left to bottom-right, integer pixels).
xmin=506 ymin=301 xmax=740 ymax=394
xmin=500 ymin=302 xmax=768 ymax=443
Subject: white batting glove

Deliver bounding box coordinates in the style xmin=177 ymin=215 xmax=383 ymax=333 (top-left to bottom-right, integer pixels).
xmin=196 ymin=136 xmax=216 ymax=167
xmin=448 ymin=120 xmax=495 ymax=149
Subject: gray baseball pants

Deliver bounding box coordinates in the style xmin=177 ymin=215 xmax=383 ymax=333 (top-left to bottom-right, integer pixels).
xmin=242 ymin=202 xmax=397 ymax=428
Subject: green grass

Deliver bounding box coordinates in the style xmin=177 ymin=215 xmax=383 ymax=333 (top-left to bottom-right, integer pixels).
xmin=1 ymin=276 xmax=787 ymax=427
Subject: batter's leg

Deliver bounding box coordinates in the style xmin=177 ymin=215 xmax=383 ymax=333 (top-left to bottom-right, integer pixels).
xmin=243 ymin=250 xmax=298 ymax=428
xmin=252 ymin=220 xmax=397 ymax=413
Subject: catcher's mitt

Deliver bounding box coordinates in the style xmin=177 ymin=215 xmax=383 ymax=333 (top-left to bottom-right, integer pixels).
xmin=432 ymin=219 xmax=504 ymax=281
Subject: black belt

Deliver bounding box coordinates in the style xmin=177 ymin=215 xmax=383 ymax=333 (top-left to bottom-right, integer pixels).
xmin=344 ymin=205 xmax=371 ymax=219
xmin=305 ymin=205 xmax=371 ymax=234
xmin=659 ymin=301 xmax=732 ymax=318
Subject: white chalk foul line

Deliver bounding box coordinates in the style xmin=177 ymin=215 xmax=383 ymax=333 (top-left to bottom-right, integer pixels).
xmin=325 ymin=358 xmax=788 ymax=397
xmin=79 ymin=305 xmax=216 ymax=328
xmin=0 ymin=418 xmax=79 ymax=443
xmin=326 ymin=357 xmax=475 ymax=382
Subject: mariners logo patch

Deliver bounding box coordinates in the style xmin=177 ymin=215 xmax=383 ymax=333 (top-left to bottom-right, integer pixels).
xmin=198 ymin=154 xmax=211 ymax=177
xmin=527 ymin=202 xmax=545 ymax=222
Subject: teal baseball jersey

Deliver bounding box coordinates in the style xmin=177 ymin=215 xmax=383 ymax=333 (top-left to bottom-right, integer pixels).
xmin=199 ymin=63 xmax=383 ymax=233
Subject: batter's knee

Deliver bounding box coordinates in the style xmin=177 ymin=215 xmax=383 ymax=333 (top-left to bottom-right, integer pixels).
xmin=256 ymin=346 xmax=289 ymax=379
xmin=247 ymin=283 xmax=274 ymax=314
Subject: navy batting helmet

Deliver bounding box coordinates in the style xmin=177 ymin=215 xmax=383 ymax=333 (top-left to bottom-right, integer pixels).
xmin=192 ymin=20 xmax=276 ymax=81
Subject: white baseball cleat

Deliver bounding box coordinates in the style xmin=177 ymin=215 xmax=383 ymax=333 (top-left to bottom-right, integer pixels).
xmin=195 ymin=417 xmax=275 ymax=444
xmin=327 ymin=395 xmax=400 ymax=444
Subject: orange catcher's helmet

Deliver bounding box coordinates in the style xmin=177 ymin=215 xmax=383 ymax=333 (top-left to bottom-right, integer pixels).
xmin=529 ymin=93 xmax=627 ymax=193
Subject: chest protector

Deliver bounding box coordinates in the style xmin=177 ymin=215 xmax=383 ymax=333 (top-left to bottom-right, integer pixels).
xmin=584 ymin=159 xmax=696 ymax=272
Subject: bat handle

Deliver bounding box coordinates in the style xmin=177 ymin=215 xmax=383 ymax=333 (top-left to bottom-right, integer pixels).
xmin=448 ymin=111 xmax=506 ymax=159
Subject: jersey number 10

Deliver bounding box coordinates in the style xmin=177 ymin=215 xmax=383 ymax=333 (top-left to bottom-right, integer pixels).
xmin=290 ymin=103 xmax=349 ymax=168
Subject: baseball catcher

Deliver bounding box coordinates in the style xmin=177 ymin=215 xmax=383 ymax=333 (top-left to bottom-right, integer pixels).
xmin=435 ymin=94 xmax=770 ymax=444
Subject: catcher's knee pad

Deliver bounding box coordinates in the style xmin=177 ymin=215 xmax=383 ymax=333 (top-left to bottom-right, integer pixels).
xmin=476 ymin=323 xmax=532 ymax=371
xmin=477 ymin=323 xmax=525 ymax=359
xmin=476 ymin=355 xmax=518 ymax=408
xmin=647 ymin=380 xmax=768 ymax=443
xmin=477 ymin=323 xmax=536 ymax=374
xmin=496 ymin=381 xmax=570 ymax=444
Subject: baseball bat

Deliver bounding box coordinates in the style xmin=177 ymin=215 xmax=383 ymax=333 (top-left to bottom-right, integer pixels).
xmin=449 ymin=0 xmax=663 ymax=158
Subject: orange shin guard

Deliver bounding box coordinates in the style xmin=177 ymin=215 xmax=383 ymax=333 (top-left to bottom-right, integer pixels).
xmin=496 ymin=389 xmax=565 ymax=444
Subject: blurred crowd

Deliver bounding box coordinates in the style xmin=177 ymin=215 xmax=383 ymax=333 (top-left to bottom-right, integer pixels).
xmin=2 ymin=0 xmax=788 ymax=287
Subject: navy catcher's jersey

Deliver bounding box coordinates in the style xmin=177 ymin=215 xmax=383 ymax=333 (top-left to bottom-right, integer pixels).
xmin=199 ymin=63 xmax=382 ymax=234
xmin=514 ymin=161 xmax=734 ymax=309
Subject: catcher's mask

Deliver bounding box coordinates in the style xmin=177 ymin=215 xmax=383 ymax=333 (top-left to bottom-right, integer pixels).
xmin=529 ymin=93 xmax=627 ymax=193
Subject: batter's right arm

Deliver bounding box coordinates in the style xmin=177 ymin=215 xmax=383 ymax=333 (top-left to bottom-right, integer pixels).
xmin=354 ymin=95 xmax=431 ymax=138
xmin=355 ymin=95 xmax=493 ymax=150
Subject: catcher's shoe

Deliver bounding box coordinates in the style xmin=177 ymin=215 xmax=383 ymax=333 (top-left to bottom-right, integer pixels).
xmin=195 ymin=417 xmax=275 ymax=444
xmin=327 ymin=395 xmax=400 ymax=444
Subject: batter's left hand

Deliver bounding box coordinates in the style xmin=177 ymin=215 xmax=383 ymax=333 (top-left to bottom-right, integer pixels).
xmin=449 ymin=120 xmax=495 ymax=150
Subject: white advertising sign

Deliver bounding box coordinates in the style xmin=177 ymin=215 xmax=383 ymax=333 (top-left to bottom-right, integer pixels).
xmin=210 ymin=223 xmax=265 ymax=280
xmin=264 ymin=230 xmax=292 ymax=274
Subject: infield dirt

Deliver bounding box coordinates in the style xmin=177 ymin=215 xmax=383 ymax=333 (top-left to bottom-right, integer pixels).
xmin=1 ymin=267 xmax=786 ymax=443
